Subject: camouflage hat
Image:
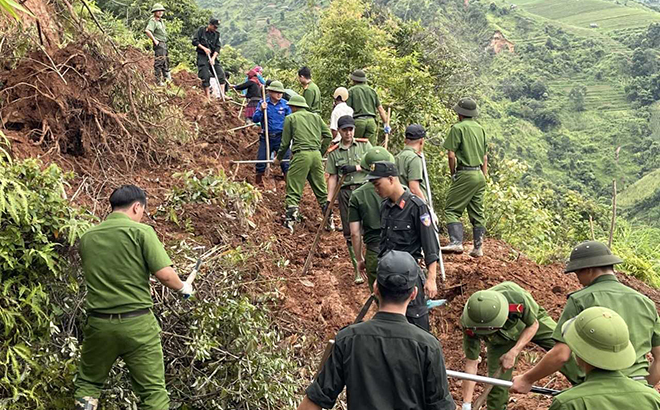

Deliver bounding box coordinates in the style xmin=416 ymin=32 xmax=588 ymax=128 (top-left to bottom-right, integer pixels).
xmin=562 ymin=306 xmax=636 ymax=370
xmin=453 ymin=97 xmax=479 ymax=117
xmin=151 ymin=3 xmax=165 ymax=12
xmin=564 ymin=241 xmax=623 ymax=273
xmin=461 ymin=290 xmax=508 ymax=335
xmin=287 ymin=95 xmax=309 ymax=109
xmin=350 ymin=69 xmax=367 ymax=83
xmin=266 ymin=81 xmax=286 ymax=93
xmin=361 ymin=146 xmax=394 ymax=169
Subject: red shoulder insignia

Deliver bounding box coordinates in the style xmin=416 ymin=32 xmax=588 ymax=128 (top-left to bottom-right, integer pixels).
xmin=465 ymin=329 xmax=476 ymax=337
xmin=355 ymin=138 xmax=369 ymax=143
xmin=398 ymin=199 xmax=406 ymax=209
xmin=326 ymin=144 xmax=340 ymax=153
xmin=508 ymin=304 xmax=524 ymax=314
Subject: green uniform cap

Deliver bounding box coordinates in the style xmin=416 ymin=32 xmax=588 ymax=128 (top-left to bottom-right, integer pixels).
xmin=361 ymin=147 xmax=394 ymax=169
xmin=562 ymin=306 xmax=636 ymax=370
xmin=351 ymin=69 xmax=367 ymax=82
xmin=266 ymin=80 xmax=286 ymax=93
xmin=461 ymin=290 xmax=508 ymax=335
xmin=287 ymin=94 xmax=309 ymax=109
xmin=453 ymin=97 xmax=479 ymax=117
xmin=151 ymin=3 xmax=165 ymax=12
xmin=565 ymin=241 xmax=623 ymax=273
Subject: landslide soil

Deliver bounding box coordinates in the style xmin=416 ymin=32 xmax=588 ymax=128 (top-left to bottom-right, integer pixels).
xmin=4 ymin=44 xmax=660 ymax=409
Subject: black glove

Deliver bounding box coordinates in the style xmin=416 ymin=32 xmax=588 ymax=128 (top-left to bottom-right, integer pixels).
xmin=339 ymin=164 xmax=357 ymax=175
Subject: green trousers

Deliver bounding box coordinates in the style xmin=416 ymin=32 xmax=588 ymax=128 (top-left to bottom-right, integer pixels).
xmin=285 ymin=150 xmax=328 ymax=208
xmin=485 ymin=315 xmax=584 ymax=410
xmin=365 ymin=247 xmax=379 ymax=291
xmin=354 ymin=117 xmax=377 ymax=146
xmin=445 ymin=170 xmax=486 ymax=227
xmin=339 ymin=186 xmax=360 ymax=241
xmin=74 ymin=313 xmax=169 ymax=410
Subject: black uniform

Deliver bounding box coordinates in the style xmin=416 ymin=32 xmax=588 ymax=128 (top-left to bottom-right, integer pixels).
xmin=379 ymin=190 xmax=440 ymax=330
xmin=306 ymin=312 xmax=455 ymax=410
xmin=191 ymin=26 xmax=224 ymax=88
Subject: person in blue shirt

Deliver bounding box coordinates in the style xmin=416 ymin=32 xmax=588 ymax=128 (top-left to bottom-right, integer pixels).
xmin=252 ymin=80 xmax=292 ymax=185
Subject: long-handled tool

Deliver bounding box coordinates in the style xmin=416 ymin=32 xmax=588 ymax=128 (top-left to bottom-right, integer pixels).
xmin=420 ymin=152 xmax=446 ymax=282
xmin=472 ymin=368 xmax=502 ymax=409
xmin=446 ymin=370 xmax=561 ymax=396
xmin=302 ymin=174 xmax=347 ymax=276
xmin=229 ymin=158 xmax=328 ymax=164
xmin=208 ymin=55 xmax=226 ymax=102
xmin=261 ymin=84 xmax=270 ymax=175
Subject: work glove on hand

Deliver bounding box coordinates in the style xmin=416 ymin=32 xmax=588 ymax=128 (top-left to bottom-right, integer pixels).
xmin=462 ymin=403 xmax=472 ymax=410
xmin=178 ymin=282 xmax=194 ymax=299
xmin=339 ymin=164 xmax=357 ymax=175
xmin=384 ymin=124 xmax=392 ymax=134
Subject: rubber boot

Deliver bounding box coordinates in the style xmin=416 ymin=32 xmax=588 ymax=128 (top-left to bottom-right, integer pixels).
xmin=470 ymin=226 xmax=486 ymax=258
xmin=75 ymin=397 xmax=99 ymax=410
xmin=440 ymin=222 xmax=464 ymax=253
xmin=284 ymin=206 xmax=299 ymax=233
xmin=255 ymin=173 xmax=264 ymax=186
xmin=321 ymin=201 xmax=335 ymax=231
xmin=347 ymin=243 xmax=364 ymax=284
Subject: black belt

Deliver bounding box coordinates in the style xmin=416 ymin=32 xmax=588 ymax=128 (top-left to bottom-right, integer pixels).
xmin=89 ymin=308 xmax=150 ymax=320
xmin=353 ymin=115 xmax=375 ymax=119
xmin=457 ymin=166 xmax=480 ymax=171
xmin=341 ymin=183 xmax=362 ymax=190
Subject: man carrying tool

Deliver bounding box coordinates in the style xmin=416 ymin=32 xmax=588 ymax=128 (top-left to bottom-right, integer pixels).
xmin=192 ymin=18 xmax=225 ymax=100
xmin=367 ymin=161 xmax=440 ymax=330
xmin=512 ymin=241 xmax=660 ymax=394
xmin=346 ymin=69 xmax=390 ymax=146
xmin=349 ymin=147 xmax=394 ymax=290
xmin=549 ymin=307 xmax=660 ymax=409
xmin=297 ymin=250 xmax=455 ymax=410
xmin=329 ymin=87 xmax=353 ymax=143
xmin=144 ymin=3 xmax=170 ymax=86
xmin=74 ymin=185 xmax=193 ymax=410
xmin=298 ymin=66 xmax=321 ymax=114
xmin=395 ymin=124 xmax=428 ymax=201
xmin=441 ymin=97 xmax=488 ymax=258
xmin=273 ymin=95 xmax=332 ymax=233
xmin=326 ymin=115 xmax=372 ymax=284
xmin=252 ymin=80 xmax=291 ymax=185
xmin=460 ymin=282 xmax=582 ymax=410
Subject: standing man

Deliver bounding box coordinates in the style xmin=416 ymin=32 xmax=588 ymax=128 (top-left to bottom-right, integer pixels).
xmin=326 ymin=115 xmax=372 ymax=284
xmin=297 ymin=250 xmax=455 ymax=410
xmin=511 ymin=241 xmax=660 ymax=394
xmin=395 ymin=124 xmax=428 ymax=201
xmin=273 ymin=95 xmax=332 ymax=233
xmin=192 ymin=18 xmax=225 ymax=100
xmin=441 ymin=97 xmax=488 ymax=258
xmin=252 ymin=80 xmax=292 ymax=185
xmin=349 ymin=147 xmax=394 ymax=290
xmin=145 ymin=4 xmax=170 ymax=86
xmin=74 ymin=185 xmax=193 ymax=410
xmin=367 ymin=161 xmax=440 ymax=331
xmin=346 ymin=69 xmax=390 ymax=146
xmin=460 ymin=282 xmax=582 ymax=410
xmin=329 ymin=87 xmax=353 ymax=143
xmin=549 ymin=307 xmax=660 ymax=410
xmin=298 ymin=66 xmax=321 ymax=114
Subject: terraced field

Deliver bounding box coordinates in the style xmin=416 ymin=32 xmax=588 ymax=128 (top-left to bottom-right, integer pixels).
xmin=550 ymin=80 xmax=630 ymax=111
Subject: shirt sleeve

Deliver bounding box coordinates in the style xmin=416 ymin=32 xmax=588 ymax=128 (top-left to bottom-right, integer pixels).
xmin=548 ymin=397 xmax=565 ymax=410
xmin=415 ymin=202 xmax=440 ymax=266
xmin=330 ymin=108 xmax=340 ymax=131
xmin=141 ymin=227 xmax=172 ymax=274
xmin=252 ymin=101 xmax=264 ymax=124
xmin=553 ymin=297 xmax=580 ymax=343
xmin=520 ymin=292 xmax=540 ymax=327
xmin=234 ymin=81 xmax=251 ymax=91
xmin=320 ymin=119 xmax=332 ymax=154
xmin=463 ymin=332 xmax=481 ymax=360
xmin=443 ymin=125 xmax=461 ymax=153
xmin=425 ymin=343 xmax=457 ymax=410
xmin=652 ymin=310 xmax=660 ymax=347
xmin=348 ymin=194 xmax=361 ymax=223
xmin=346 ymin=89 xmax=354 ymax=109
xmin=305 ymin=341 xmax=345 ymax=409
xmin=212 ymin=33 xmax=221 ymax=54
xmin=191 ymin=27 xmax=202 ymax=47
xmin=277 ymin=116 xmax=293 ymax=161
xmin=326 ymin=152 xmax=338 ymax=175
xmin=408 ymin=156 xmax=424 ymax=182
xmin=146 ymin=19 xmax=156 ymax=33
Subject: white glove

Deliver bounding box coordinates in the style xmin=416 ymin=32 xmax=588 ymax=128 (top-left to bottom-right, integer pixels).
xmin=462 ymin=403 xmax=472 ymax=410
xmin=177 ymin=281 xmax=194 ymax=298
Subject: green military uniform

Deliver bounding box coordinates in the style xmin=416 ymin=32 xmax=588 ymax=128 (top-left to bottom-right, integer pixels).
xmin=549 ymin=306 xmax=660 ymax=410
xmin=145 ymin=5 xmax=169 ymax=84
xmin=395 ymin=146 xmax=426 ymax=193
xmin=75 ymin=212 xmax=171 ymax=410
xmin=462 ymin=282 xmax=583 ymax=410
xmin=303 ymin=81 xmax=322 ymax=114
xmin=278 ymin=97 xmax=332 ymax=227
xmin=347 ymin=83 xmax=380 ymax=146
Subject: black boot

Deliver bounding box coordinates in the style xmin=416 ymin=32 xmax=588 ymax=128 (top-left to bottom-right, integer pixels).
xmin=440 ymin=222 xmax=464 ymax=253
xmin=470 ymin=226 xmax=486 ymax=257
xmin=284 ymin=206 xmax=299 ymax=233
xmin=321 ymin=201 xmax=335 ymax=231
xmin=255 ymin=173 xmax=264 ymax=186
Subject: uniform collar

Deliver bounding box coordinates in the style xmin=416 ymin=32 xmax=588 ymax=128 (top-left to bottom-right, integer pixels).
xmin=386 ymin=190 xmax=411 ymax=209
xmin=267 ymin=97 xmax=283 ymax=106
xmin=339 ymin=139 xmax=357 ymax=150
xmin=373 ymin=311 xmax=409 ymax=323
xmin=106 ymin=212 xmax=132 ymax=221
xmin=402 ymin=146 xmax=417 ymax=153
xmin=585 ymin=368 xmax=624 ymax=381
xmin=589 ymin=274 xmax=619 ymax=286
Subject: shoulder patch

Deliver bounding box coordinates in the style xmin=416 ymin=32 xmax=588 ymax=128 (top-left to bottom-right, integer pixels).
xmin=326 ymin=143 xmax=340 ymax=153
xmin=420 ymin=212 xmax=431 ymax=227
xmin=355 ymin=138 xmax=369 ymax=143
xmin=508 ymin=304 xmax=524 ymax=314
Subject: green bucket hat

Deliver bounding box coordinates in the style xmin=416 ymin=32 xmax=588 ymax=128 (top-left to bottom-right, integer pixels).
xmin=562 ymin=306 xmax=636 ymax=370
xmin=564 ymin=241 xmax=623 ymax=273
xmin=151 ymin=3 xmax=165 ymax=12
xmin=461 ymin=290 xmax=508 ymax=335
xmin=266 ymin=81 xmax=286 ymax=93
xmin=350 ymin=69 xmax=367 ymax=83
xmin=453 ymin=97 xmax=479 ymax=117
xmin=361 ymin=146 xmax=394 ymax=169
xmin=287 ymin=95 xmax=309 ymax=109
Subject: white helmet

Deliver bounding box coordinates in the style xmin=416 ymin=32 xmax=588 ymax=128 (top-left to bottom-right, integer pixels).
xmin=333 ymin=87 xmax=349 ymax=102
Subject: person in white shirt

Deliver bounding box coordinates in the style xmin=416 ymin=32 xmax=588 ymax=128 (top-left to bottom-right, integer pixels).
xmin=329 ymin=87 xmax=354 ymax=144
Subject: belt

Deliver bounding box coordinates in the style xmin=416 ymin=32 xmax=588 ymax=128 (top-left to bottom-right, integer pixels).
xmin=457 ymin=166 xmax=481 ymax=171
xmin=341 ymin=183 xmax=363 ymax=190
xmin=88 ymin=308 xmax=151 ymax=320
xmin=353 ymin=114 xmax=375 ymax=119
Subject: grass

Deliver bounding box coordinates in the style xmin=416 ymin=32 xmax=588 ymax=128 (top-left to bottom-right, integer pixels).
xmin=619 ymin=168 xmax=660 ymax=208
